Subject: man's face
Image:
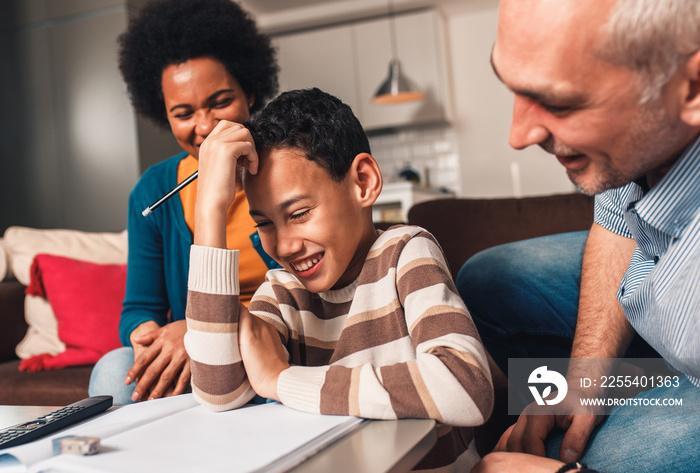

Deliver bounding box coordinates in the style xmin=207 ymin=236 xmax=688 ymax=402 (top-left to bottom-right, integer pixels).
xmin=244 ymin=149 xmax=369 ymax=293
xmin=492 ymin=0 xmax=691 ymax=194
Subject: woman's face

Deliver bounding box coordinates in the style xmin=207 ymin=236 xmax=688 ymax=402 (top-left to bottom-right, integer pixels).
xmin=161 ymin=57 xmax=253 ymax=159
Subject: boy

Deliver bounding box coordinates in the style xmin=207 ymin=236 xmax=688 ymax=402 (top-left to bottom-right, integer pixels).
xmin=185 ymin=88 xmax=493 ymax=472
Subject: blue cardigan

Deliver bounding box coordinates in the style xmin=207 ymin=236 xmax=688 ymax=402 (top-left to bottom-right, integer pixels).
xmin=119 ymin=153 xmax=276 ymax=346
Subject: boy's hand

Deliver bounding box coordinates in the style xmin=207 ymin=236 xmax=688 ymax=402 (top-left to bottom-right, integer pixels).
xmin=195 ymin=121 xmax=259 ymax=248
xmin=238 ymin=308 xmax=290 ymax=401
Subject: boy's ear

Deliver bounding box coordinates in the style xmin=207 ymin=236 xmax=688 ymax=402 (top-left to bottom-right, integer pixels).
xmin=679 ymin=49 xmax=700 ymax=126
xmin=349 ymin=153 xmax=383 ymax=208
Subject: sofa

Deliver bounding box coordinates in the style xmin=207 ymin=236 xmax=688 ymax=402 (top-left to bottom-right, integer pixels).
xmin=407 ymin=192 xmax=595 ymax=280
xmin=0 ymin=192 xmax=594 ymax=407
xmin=0 ymin=227 xmax=128 ymax=406
xmin=0 ymin=287 xmax=93 ymax=406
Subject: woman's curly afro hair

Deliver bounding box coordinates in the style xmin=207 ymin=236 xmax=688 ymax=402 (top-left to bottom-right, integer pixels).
xmin=118 ymin=0 xmax=279 ymax=128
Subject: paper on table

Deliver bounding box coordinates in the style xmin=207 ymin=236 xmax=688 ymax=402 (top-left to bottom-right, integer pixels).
xmin=1 ymin=395 xmax=363 ymax=473
xmin=0 ymin=394 xmax=198 ymax=472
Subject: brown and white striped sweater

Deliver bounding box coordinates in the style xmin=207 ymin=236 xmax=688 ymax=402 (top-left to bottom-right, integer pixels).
xmin=184 ymin=225 xmax=493 ymax=472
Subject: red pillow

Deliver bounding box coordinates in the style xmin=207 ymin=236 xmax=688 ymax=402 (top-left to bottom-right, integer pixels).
xmin=20 ymin=254 xmax=125 ymax=371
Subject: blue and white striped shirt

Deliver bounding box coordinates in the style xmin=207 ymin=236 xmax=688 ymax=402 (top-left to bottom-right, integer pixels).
xmin=595 ymin=133 xmax=700 ymax=386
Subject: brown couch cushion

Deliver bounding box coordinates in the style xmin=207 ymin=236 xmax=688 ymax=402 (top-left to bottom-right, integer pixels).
xmin=408 ymin=193 xmax=595 ymax=279
xmin=0 ymin=280 xmax=28 ymax=362
xmin=0 ymin=278 xmax=96 ymax=405
xmin=0 ymin=360 xmax=91 ymax=406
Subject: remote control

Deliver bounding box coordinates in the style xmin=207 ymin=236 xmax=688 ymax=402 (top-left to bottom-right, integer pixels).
xmin=0 ymin=395 xmax=113 ymax=450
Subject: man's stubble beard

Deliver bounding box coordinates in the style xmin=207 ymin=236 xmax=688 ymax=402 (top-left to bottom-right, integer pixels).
xmin=566 ymin=100 xmax=685 ymax=195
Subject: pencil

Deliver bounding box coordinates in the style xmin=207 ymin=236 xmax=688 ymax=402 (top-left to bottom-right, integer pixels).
xmin=142 ymin=171 xmax=198 ymax=217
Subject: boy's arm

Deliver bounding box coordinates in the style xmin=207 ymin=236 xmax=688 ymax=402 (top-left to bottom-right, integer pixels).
xmin=184 ymin=120 xmax=264 ymax=410
xmin=274 ymin=231 xmax=494 ymax=426
xmin=183 ymin=245 xmax=258 ymax=411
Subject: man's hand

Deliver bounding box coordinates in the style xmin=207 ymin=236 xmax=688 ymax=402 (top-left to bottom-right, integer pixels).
xmin=126 ymin=319 xmax=191 ymax=402
xmin=495 ymin=394 xmax=604 ymax=463
xmin=238 ymin=308 xmax=290 ymax=401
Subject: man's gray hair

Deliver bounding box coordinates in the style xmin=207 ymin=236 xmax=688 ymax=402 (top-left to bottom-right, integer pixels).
xmin=604 ymin=0 xmax=700 ymax=103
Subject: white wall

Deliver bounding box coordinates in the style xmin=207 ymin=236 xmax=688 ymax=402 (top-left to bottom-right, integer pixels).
xmin=439 ymin=0 xmax=575 ymax=198
xmin=0 ymin=1 xmax=140 ymax=232
xmin=0 ymin=0 xmax=180 ymax=233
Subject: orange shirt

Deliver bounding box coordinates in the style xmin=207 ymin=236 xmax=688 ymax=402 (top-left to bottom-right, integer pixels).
xmin=178 ymin=155 xmax=268 ymax=305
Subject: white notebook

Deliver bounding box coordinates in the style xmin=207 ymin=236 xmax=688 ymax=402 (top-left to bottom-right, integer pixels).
xmin=0 ymin=394 xmax=364 ymax=473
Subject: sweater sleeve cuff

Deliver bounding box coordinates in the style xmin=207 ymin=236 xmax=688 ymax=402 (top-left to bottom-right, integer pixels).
xmin=188 ymin=245 xmax=239 ymax=295
xmin=277 ymin=365 xmax=330 ymax=414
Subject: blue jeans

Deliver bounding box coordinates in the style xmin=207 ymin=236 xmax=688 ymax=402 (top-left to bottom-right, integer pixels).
xmin=88 ymin=347 xmax=137 ymax=405
xmin=456 ymin=232 xmax=658 ymax=375
xmin=457 ymin=232 xmax=588 ymax=373
xmin=546 ymin=377 xmax=700 ymax=473
xmin=456 ymin=232 xmax=693 ymax=472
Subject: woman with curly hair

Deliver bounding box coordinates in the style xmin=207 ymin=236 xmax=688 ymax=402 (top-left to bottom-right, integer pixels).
xmin=89 ymin=0 xmax=279 ymax=404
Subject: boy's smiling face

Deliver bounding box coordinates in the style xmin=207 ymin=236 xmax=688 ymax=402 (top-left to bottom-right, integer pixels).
xmin=245 ymin=147 xmax=380 ymax=293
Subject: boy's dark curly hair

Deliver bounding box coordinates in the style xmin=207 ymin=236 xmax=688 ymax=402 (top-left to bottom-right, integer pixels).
xmin=118 ymin=0 xmax=278 ymax=128
xmin=245 ymin=88 xmax=371 ymax=182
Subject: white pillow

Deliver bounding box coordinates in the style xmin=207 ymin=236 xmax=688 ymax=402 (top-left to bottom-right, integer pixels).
xmin=2 ymin=226 xmax=128 ymax=360
xmin=0 ymin=238 xmax=12 ymax=282
xmin=15 ymin=295 xmax=66 ymax=359
xmin=3 ymin=226 xmax=128 ymax=286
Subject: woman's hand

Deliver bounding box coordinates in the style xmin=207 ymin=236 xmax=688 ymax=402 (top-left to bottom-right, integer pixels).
xmin=125 ymin=319 xmax=191 ymax=401
xmin=194 ymin=121 xmax=259 ymax=248
xmin=238 ymin=308 xmax=290 ymax=401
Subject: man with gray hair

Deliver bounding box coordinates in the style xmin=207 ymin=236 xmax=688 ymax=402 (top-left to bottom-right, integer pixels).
xmin=459 ymin=0 xmax=700 ymax=471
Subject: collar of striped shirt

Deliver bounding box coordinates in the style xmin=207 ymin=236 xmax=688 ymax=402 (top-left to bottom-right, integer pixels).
xmin=632 ymin=133 xmax=700 ymax=239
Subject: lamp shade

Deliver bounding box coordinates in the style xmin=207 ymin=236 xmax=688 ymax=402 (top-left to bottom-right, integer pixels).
xmin=373 ymin=59 xmax=425 ymax=105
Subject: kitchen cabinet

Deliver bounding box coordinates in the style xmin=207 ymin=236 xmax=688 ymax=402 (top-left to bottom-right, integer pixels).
xmin=373 ymin=181 xmax=453 ymax=223
xmin=273 ymin=9 xmax=450 ymax=131
xmin=274 ymin=24 xmax=363 ymax=118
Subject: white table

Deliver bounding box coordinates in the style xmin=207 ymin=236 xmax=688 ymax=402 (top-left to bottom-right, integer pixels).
xmin=0 ymin=405 xmax=436 ymax=473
